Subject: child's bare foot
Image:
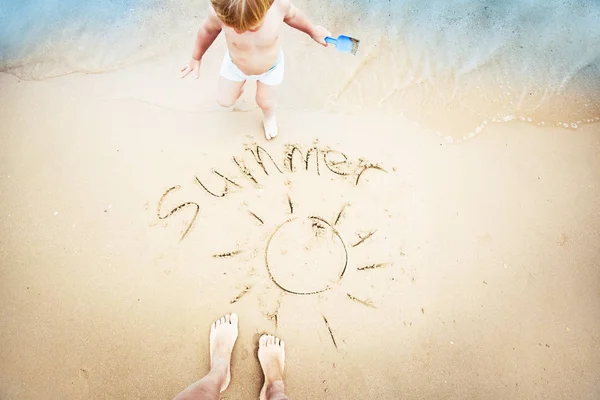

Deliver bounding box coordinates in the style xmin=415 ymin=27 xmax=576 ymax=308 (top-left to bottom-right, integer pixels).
xmin=258 ymin=334 xmax=285 ymax=400
xmin=263 ymin=116 xmax=278 ymax=140
xmin=209 ymin=313 xmax=239 ymax=392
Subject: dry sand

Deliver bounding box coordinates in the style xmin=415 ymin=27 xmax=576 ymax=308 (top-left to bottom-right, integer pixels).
xmin=1 ymin=33 xmax=600 ymax=400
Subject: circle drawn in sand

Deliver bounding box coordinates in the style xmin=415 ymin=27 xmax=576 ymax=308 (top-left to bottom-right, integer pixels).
xmin=265 ymin=216 xmax=348 ymax=295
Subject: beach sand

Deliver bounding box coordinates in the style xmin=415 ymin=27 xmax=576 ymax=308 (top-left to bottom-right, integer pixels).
xmin=1 ymin=26 xmax=600 ymax=400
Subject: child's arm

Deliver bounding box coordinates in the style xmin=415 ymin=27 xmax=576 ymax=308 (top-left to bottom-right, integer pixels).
xmin=181 ymin=7 xmax=222 ymax=79
xmin=283 ymin=1 xmax=330 ymax=46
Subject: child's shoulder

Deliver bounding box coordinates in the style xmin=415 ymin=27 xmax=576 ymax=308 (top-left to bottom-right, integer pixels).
xmin=206 ymin=5 xmax=225 ymax=28
xmin=273 ymin=0 xmax=292 ymax=13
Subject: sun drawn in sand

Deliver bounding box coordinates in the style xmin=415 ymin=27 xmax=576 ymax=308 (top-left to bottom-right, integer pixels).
xmin=213 ymin=198 xmax=390 ymax=348
xmin=214 ymin=197 xmax=390 ymax=349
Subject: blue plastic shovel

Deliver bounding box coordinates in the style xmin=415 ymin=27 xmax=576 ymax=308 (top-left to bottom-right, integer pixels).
xmin=325 ymin=35 xmax=360 ymax=55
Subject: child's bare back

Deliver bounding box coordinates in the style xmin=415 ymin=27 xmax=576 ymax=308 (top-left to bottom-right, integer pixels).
xmin=181 ymin=0 xmax=330 ymax=140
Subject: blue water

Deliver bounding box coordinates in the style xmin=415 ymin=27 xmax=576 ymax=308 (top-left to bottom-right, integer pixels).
xmin=1 ymin=0 xmax=599 ymax=138
xmin=0 ymin=0 xmax=137 ymax=52
xmin=1 ymin=0 xmax=140 ymax=70
xmin=328 ymin=0 xmax=600 ymax=136
xmin=0 ymin=0 xmax=196 ymax=77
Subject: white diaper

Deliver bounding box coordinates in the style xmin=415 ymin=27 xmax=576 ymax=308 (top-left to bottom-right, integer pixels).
xmin=219 ymin=50 xmax=284 ymax=86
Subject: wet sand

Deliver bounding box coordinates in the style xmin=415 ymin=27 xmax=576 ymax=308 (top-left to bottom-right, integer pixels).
xmin=1 ymin=39 xmax=600 ymax=399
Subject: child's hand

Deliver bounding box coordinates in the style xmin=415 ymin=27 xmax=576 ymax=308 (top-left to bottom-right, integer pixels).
xmin=181 ymin=58 xmax=201 ymax=79
xmin=311 ymin=25 xmax=332 ymax=47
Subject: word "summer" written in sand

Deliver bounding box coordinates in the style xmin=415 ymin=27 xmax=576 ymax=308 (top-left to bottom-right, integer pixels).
xmin=156 ymin=143 xmax=387 ymax=241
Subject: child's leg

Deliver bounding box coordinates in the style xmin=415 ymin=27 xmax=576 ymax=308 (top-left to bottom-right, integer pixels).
xmin=256 ymin=82 xmax=279 ymax=140
xmin=217 ymin=77 xmax=246 ymax=108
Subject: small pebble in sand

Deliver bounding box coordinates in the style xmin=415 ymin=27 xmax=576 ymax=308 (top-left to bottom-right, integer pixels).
xmin=54 ymin=211 xmax=58 ymax=216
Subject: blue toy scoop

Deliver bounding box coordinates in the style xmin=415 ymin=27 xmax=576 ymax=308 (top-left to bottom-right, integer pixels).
xmin=325 ymin=35 xmax=360 ymax=55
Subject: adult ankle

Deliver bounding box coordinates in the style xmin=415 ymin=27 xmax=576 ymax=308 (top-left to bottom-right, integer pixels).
xmin=266 ymin=380 xmax=285 ymax=396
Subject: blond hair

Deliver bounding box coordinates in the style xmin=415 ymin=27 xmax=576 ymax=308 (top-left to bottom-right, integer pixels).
xmin=211 ymin=0 xmax=274 ymax=31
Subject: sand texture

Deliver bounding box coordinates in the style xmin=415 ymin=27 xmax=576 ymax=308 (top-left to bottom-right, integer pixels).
xmin=1 ymin=22 xmax=600 ymax=400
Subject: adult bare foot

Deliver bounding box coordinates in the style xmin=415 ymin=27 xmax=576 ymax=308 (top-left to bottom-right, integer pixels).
xmin=210 ymin=313 xmax=239 ymax=392
xmin=258 ymin=334 xmax=286 ymax=400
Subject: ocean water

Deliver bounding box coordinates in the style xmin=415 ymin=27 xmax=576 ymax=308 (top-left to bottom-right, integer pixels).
xmin=1 ymin=0 xmax=599 ymax=140
xmin=0 ymin=0 xmax=199 ymax=77
xmin=318 ymin=0 xmax=600 ymax=140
